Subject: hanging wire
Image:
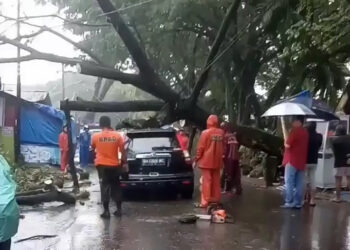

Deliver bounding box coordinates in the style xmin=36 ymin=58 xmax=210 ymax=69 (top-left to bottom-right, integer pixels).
xmin=96 ymin=0 xmax=154 ymax=17
xmin=199 ymin=0 xmax=278 ymax=73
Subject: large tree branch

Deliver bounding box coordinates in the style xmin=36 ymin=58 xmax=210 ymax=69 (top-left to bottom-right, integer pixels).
xmin=96 ymin=0 xmax=179 ymax=103
xmin=0 ymin=16 xmax=105 ymax=65
xmin=190 ymin=0 xmax=241 ymax=105
xmin=18 ymin=29 xmax=45 ymax=40
xmin=0 ymin=14 xmax=110 ymax=28
xmin=41 ymin=26 xmax=105 ymax=65
xmin=96 ymin=0 xmax=156 ymax=75
xmin=77 ymin=63 xmax=145 ymax=91
xmin=0 ymin=55 xmax=36 ymax=63
xmin=0 ymin=36 xmax=37 ymax=54
xmin=1 ymin=20 xmax=107 ymax=103
xmin=60 ymin=99 xmax=164 ymax=112
xmin=0 ymin=36 xmax=81 ymax=65
xmin=0 ymin=36 xmax=142 ymax=91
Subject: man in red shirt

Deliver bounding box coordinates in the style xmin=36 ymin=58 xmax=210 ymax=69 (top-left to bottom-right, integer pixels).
xmin=282 ymin=115 xmax=309 ymax=209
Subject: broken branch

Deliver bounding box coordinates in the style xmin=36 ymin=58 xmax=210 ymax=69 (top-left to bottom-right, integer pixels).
xmin=77 ymin=63 xmax=142 ymax=87
xmin=96 ymin=0 xmax=179 ymax=103
xmin=190 ymin=0 xmax=241 ymax=105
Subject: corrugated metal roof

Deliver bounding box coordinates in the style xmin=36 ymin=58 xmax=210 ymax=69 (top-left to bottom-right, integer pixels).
xmin=4 ymin=90 xmax=51 ymax=105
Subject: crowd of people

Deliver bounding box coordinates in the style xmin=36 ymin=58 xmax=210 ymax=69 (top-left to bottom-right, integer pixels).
xmin=193 ymin=114 xmax=350 ymax=209
xmin=58 ymin=114 xmax=350 ymax=214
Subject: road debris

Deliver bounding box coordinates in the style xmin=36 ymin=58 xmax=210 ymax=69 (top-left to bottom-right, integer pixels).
xmin=14 ymin=165 xmax=64 ymax=192
xmin=15 ymin=235 xmax=57 ymax=243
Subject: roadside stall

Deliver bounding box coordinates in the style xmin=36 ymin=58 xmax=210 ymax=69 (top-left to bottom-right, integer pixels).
xmin=314 ymin=118 xmax=348 ymax=188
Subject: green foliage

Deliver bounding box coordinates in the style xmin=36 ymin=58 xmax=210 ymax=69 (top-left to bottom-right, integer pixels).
xmin=280 ymin=0 xmax=350 ymax=106
xmin=35 ymin=0 xmax=350 ymax=122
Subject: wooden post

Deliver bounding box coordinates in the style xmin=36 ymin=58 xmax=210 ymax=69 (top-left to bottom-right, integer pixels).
xmin=62 ymin=64 xmax=65 ymax=100
xmin=263 ymin=155 xmax=278 ymax=187
xmin=15 ymin=0 xmax=21 ymax=163
xmin=280 ymin=116 xmax=288 ymax=141
xmin=64 ymin=104 xmax=79 ymax=192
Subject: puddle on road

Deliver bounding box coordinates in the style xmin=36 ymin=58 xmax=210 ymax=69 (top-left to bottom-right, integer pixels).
xmin=75 ymin=214 xmax=101 ymax=225
xmin=136 ymin=218 xmax=169 ymax=223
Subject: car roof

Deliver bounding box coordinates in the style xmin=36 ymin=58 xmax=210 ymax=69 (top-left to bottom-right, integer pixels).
xmin=127 ymin=128 xmax=176 ymax=138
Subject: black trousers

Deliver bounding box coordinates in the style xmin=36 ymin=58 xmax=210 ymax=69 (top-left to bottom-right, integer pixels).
xmin=0 ymin=239 xmax=11 ymax=250
xmin=97 ymin=166 xmax=122 ymax=209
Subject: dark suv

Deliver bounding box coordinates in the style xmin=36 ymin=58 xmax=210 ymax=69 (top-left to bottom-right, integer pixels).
xmin=121 ymin=128 xmax=194 ymax=198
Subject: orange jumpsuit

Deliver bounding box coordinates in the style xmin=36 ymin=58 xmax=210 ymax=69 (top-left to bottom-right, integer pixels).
xmin=196 ymin=115 xmax=224 ymax=207
xmin=59 ymin=132 xmax=69 ymax=172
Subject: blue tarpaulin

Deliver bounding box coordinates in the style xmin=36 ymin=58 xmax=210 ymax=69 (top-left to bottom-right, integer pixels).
xmin=279 ymin=90 xmax=339 ymax=120
xmin=285 ymin=90 xmax=313 ymax=108
xmin=20 ymin=103 xmax=65 ymax=146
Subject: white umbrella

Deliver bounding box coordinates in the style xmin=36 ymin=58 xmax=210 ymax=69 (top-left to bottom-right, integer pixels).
xmin=262 ymin=102 xmax=316 ymax=117
xmin=262 ymin=102 xmax=315 ymax=140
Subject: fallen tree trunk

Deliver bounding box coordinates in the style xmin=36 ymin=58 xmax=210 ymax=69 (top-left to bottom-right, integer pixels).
xmin=16 ymin=190 xmax=76 ymax=205
xmin=16 ymin=189 xmax=46 ymax=197
xmin=236 ymin=125 xmax=283 ymax=158
xmin=61 ymin=99 xmax=164 ymax=112
xmin=61 ymin=100 xmax=284 ymax=157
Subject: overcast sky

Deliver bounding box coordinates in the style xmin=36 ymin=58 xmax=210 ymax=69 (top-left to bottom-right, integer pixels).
xmin=0 ymin=0 xmax=80 ymax=90
xmin=0 ymin=0 xmax=268 ymax=97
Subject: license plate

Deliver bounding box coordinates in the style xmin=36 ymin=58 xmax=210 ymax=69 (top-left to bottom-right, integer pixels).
xmin=142 ymin=158 xmax=166 ymax=166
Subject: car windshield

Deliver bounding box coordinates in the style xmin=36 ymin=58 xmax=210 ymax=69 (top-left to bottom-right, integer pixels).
xmin=128 ymin=136 xmax=179 ymax=157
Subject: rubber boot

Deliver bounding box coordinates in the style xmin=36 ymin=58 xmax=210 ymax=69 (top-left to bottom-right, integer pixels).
xmin=100 ymin=202 xmax=110 ymax=218
xmin=113 ymin=201 xmax=122 ymax=217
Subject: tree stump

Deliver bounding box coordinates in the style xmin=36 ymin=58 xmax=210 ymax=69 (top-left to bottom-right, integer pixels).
xmin=263 ymin=155 xmax=279 ymax=187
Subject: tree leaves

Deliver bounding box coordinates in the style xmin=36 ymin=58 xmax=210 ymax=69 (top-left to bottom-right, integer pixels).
xmin=35 ymin=0 xmax=350 ymax=122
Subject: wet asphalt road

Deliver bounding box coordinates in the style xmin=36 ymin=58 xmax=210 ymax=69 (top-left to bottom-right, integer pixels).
xmin=12 ymin=171 xmax=350 ymax=250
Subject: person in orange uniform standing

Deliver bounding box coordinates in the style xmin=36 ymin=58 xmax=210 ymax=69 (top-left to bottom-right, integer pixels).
xmin=194 ymin=115 xmax=224 ymax=208
xmin=59 ymin=125 xmax=69 ymax=173
xmin=92 ymin=116 xmax=126 ymax=218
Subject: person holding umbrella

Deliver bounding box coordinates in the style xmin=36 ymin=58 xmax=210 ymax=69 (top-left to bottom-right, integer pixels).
xmin=262 ymin=102 xmax=314 ymax=209
xmin=281 ymin=116 xmax=309 ymax=208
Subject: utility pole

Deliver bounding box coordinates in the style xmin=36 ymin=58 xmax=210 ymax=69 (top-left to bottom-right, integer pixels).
xmin=62 ymin=64 xmax=65 ymax=100
xmin=15 ymin=0 xmax=21 ymax=162
xmin=16 ymin=0 xmax=21 ymax=99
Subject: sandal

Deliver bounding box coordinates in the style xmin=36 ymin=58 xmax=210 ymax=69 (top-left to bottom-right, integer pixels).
xmin=309 ymin=203 xmax=316 ymax=207
xmin=194 ymin=203 xmax=207 ymax=208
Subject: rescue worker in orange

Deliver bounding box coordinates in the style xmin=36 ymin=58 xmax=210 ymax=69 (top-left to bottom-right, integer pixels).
xmin=92 ymin=116 xmax=126 ymax=218
xmin=194 ymin=115 xmax=224 ymax=208
xmin=59 ymin=125 xmax=69 ymax=173
xmin=221 ymin=122 xmax=242 ymax=195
